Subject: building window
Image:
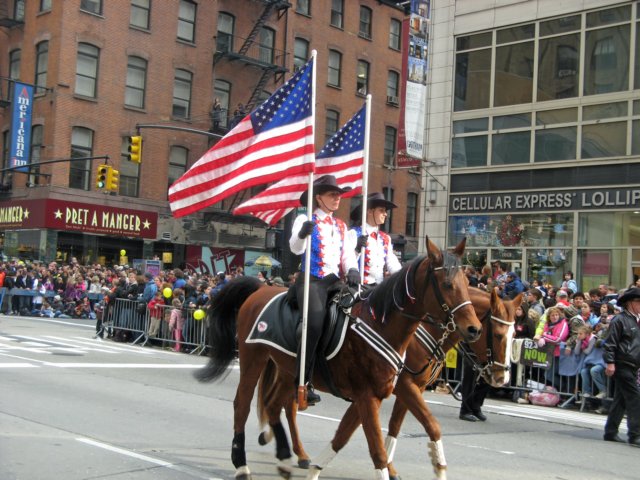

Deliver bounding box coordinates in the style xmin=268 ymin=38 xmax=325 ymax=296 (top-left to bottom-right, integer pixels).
xmin=214 ymin=79 xmax=231 ymax=129
xmin=2 ymin=130 xmax=9 ymax=172
xmin=177 ymin=0 xmax=196 ymax=43
xmin=130 ymin=0 xmax=150 ymax=29
xmin=330 ymin=0 xmax=343 ymax=28
xmin=258 ymin=27 xmax=275 ymax=64
xmin=494 ymin=26 xmax=534 ymax=107
xmin=35 ymin=41 xmax=49 ymax=92
xmin=328 ymin=49 xmax=341 ymax=87
xmin=359 ymin=6 xmax=372 ymax=39
xmin=40 ymin=0 xmax=52 ymax=11
xmin=80 ymin=0 xmax=102 ymax=15
xmin=585 ymin=28 xmax=630 ymax=95
xmin=216 ymin=12 xmax=234 ymax=53
xmin=296 ymin=0 xmax=310 ymax=16
xmin=125 ymin=56 xmax=147 ymax=108
xmin=29 ymin=125 xmax=43 ymax=186
xmin=69 ymin=127 xmax=93 ymax=190
xmin=120 ymin=137 xmax=139 ymax=197
xmin=172 ymin=69 xmax=192 ymax=118
xmin=356 ymin=60 xmax=369 ymax=95
xmin=382 ymin=187 xmax=394 ymax=232
xmin=8 ymin=49 xmax=20 ymax=99
xmin=325 ymin=109 xmax=339 ymax=143
xmin=13 ymin=0 xmax=25 ymax=20
xmin=406 ymin=192 xmax=418 ymax=237
xmin=168 ymin=146 xmax=188 ymax=193
xmin=389 ymin=18 xmax=401 ymax=50
xmin=387 ymin=70 xmax=399 ymax=104
xmin=384 ymin=126 xmax=397 ymax=166
xmin=75 ymin=43 xmax=99 ymax=98
xmin=294 ymin=38 xmax=309 ymax=71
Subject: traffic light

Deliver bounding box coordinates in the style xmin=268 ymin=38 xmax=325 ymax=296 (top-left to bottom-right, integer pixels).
xmin=127 ymin=135 xmax=142 ymax=164
xmin=96 ymin=164 xmax=109 ymax=190
xmin=107 ymin=168 xmax=119 ymax=193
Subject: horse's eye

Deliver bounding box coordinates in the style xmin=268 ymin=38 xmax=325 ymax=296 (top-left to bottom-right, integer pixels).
xmin=443 ymin=281 xmax=453 ymax=289
xmin=494 ymin=334 xmax=504 ymax=341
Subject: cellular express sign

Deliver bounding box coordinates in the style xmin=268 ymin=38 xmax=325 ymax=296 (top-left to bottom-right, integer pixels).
xmin=450 ymin=187 xmax=640 ymax=214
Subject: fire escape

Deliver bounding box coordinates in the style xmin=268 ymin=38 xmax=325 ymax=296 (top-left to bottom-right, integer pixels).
xmin=212 ymin=0 xmax=291 ymax=215
xmin=0 ymin=0 xmax=24 ymax=109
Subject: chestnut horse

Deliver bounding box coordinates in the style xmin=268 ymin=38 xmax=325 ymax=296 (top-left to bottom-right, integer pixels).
xmin=195 ymin=238 xmax=482 ymax=480
xmin=257 ymin=288 xmax=522 ymax=479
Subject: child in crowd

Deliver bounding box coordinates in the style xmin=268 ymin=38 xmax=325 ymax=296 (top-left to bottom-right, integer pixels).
xmin=31 ymin=283 xmax=46 ymax=314
xmin=169 ymin=298 xmax=185 ymax=352
xmin=147 ymin=290 xmax=165 ymax=337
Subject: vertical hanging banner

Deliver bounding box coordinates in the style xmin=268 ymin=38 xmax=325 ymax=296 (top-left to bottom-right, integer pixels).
xmin=397 ymin=0 xmax=430 ymax=168
xmin=10 ymin=82 xmax=34 ymax=173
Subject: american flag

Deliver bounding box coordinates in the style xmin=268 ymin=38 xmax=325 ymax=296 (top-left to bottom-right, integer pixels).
xmin=233 ymin=104 xmax=366 ymax=225
xmin=168 ymin=58 xmax=315 ymax=218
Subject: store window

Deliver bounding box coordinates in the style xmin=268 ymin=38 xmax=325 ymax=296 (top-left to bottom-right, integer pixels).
xmin=69 ymin=127 xmax=93 ymax=190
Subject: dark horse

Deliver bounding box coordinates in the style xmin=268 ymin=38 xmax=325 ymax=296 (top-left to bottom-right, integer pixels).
xmin=196 ymin=237 xmax=482 ymax=479
xmin=258 ymin=288 xmax=523 ymax=479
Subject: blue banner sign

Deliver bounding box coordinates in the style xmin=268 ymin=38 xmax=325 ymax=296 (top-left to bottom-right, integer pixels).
xmin=10 ymin=82 xmax=34 ymax=172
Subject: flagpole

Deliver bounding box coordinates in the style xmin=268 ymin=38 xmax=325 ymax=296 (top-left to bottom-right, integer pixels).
xmin=359 ymin=94 xmax=372 ymax=285
xmin=298 ymin=50 xmax=317 ymax=408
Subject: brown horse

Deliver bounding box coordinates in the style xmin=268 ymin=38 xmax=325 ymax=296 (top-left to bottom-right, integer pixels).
xmin=196 ymin=237 xmax=482 ymax=479
xmin=257 ymin=288 xmax=522 ymax=479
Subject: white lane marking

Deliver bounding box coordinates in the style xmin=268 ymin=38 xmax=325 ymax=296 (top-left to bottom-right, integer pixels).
xmin=76 ymin=437 xmax=173 ymax=466
xmin=22 ymin=341 xmax=50 ymax=347
xmin=0 ymin=363 xmax=39 ymax=368
xmin=76 ymin=437 xmax=224 ymax=480
xmin=450 ymin=441 xmax=515 ymax=455
xmin=46 ymin=363 xmax=204 ymax=368
xmin=496 ymin=412 xmax=546 ymax=421
xmin=45 ymin=335 xmax=148 ymax=354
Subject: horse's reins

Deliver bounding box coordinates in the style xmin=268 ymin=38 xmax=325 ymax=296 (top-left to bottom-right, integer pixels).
xmin=350 ymin=258 xmax=473 ymax=379
xmin=456 ymin=308 xmax=515 ymax=382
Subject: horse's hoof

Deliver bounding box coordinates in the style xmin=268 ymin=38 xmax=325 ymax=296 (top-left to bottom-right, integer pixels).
xmin=390 ymin=475 xmax=401 ymax=480
xmin=277 ymin=459 xmax=293 ymax=479
xmin=298 ymin=458 xmax=311 ymax=469
xmin=258 ymin=431 xmax=269 ymax=446
xmin=235 ymin=466 xmax=251 ymax=479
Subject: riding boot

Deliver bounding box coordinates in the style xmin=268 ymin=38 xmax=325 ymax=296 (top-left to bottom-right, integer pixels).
xmin=295 ymin=345 xmax=321 ymax=405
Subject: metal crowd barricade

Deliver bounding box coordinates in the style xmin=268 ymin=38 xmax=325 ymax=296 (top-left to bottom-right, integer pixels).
xmin=104 ymin=298 xmax=207 ymax=354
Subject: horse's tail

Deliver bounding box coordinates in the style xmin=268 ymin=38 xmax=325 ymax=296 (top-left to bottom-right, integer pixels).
xmin=195 ymin=276 xmax=264 ymax=383
xmin=256 ymin=358 xmax=279 ymax=428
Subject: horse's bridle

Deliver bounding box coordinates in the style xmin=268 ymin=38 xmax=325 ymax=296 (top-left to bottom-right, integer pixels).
xmin=456 ymin=308 xmax=515 ymax=382
xmin=392 ymin=262 xmax=472 ymax=345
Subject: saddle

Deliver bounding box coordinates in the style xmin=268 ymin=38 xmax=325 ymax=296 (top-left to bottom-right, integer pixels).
xmin=246 ymin=285 xmax=357 ymax=399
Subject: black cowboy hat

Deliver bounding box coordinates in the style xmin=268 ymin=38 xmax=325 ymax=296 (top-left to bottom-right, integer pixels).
xmin=617 ymin=287 xmax=640 ymax=305
xmin=299 ymin=175 xmax=352 ymax=206
xmin=350 ymin=192 xmax=398 ymax=222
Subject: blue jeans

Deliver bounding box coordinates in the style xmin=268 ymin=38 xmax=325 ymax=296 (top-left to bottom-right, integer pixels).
xmin=581 ymin=364 xmax=607 ymax=395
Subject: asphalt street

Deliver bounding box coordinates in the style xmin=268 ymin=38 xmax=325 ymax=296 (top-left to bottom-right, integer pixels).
xmin=0 ymin=315 xmax=637 ymax=480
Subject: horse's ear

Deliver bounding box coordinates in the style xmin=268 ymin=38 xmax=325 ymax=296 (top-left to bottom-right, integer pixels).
xmin=452 ymin=237 xmax=467 ymax=257
xmin=425 ymin=236 xmax=442 ymax=264
xmin=490 ymin=287 xmax=500 ymax=308
xmin=512 ymin=292 xmax=524 ymax=307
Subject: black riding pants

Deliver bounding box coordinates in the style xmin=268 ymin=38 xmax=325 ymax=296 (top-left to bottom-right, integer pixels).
xmin=295 ymin=273 xmax=339 ymax=384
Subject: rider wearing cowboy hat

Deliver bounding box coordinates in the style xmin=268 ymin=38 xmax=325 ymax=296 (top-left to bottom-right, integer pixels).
xmin=290 ymin=175 xmax=361 ymax=404
xmin=603 ymin=286 xmax=640 ymax=446
xmin=348 ymin=192 xmax=402 ymax=287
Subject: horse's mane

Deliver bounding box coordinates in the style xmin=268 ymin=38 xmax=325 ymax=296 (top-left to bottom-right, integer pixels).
xmin=365 ymin=249 xmax=462 ymax=322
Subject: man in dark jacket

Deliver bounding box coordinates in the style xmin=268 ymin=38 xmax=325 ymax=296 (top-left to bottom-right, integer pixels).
xmin=502 ymin=272 xmax=525 ymax=299
xmin=603 ymin=287 xmax=640 ymax=446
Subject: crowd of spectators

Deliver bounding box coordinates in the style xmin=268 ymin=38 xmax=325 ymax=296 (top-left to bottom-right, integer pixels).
xmin=465 ymin=261 xmax=640 ymax=413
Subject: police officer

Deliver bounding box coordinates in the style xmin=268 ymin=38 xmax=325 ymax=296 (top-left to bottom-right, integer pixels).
xmin=603 ymin=287 xmax=640 ymax=446
xmin=289 ymin=175 xmax=360 ymax=404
